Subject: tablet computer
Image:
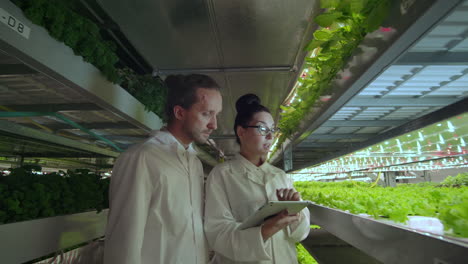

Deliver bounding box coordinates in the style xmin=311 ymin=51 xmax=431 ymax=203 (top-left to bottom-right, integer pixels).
xmin=238 ymin=201 xmax=311 ymax=230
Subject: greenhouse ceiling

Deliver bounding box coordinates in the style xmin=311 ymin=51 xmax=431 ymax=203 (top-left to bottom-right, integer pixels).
xmin=290 ymin=112 xmax=468 ymax=181
xmin=288 ymin=1 xmax=468 ymax=170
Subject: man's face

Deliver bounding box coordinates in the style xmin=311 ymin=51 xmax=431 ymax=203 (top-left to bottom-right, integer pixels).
xmin=182 ymin=88 xmax=222 ymax=144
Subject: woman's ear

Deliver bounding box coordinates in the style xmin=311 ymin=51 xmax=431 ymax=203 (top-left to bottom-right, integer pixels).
xmin=236 ymin=126 xmax=245 ymax=141
xmin=173 ymin=105 xmax=185 ymax=121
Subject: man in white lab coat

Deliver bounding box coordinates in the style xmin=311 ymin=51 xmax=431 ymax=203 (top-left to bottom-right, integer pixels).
xmin=104 ymin=74 xmax=223 ymax=264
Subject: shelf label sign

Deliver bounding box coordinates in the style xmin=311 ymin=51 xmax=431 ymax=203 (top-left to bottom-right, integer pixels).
xmin=0 ymin=8 xmax=31 ymax=39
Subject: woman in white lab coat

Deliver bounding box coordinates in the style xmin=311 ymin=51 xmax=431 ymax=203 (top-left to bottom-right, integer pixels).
xmin=204 ymin=94 xmax=310 ymax=264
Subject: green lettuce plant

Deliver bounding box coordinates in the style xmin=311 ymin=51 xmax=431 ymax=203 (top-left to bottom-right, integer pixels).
xmin=295 ymin=181 xmax=468 ymax=237
xmin=272 ymin=0 xmax=391 ymax=157
xmin=0 ymin=167 xmax=109 ymax=224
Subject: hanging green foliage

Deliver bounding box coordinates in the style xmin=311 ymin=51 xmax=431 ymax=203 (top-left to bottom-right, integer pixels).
xmin=10 ymin=0 xmax=167 ymax=119
xmin=119 ymin=68 xmax=167 ymax=120
xmin=272 ymin=0 xmax=391 ymax=158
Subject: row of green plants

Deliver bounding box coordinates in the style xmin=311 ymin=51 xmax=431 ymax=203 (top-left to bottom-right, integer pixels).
xmin=294 ymin=175 xmax=468 ymax=237
xmin=272 ymin=0 xmax=391 ymax=157
xmin=11 ymin=0 xmax=167 ymax=118
xmin=297 ymin=243 xmax=318 ymax=264
xmin=438 ymin=172 xmax=468 ymax=187
xmin=296 ymin=225 xmax=321 ymax=264
xmin=0 ymin=167 xmax=109 ymax=224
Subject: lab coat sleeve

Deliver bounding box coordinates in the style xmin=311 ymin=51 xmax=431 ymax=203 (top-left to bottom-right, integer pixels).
xmin=204 ymin=168 xmax=272 ymax=262
xmin=286 ymin=178 xmax=310 ymax=242
xmin=104 ymin=151 xmax=154 ymax=264
xmin=286 ymin=207 xmax=310 ymax=242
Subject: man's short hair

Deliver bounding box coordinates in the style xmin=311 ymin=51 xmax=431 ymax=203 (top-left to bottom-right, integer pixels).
xmin=165 ymin=74 xmax=220 ymax=123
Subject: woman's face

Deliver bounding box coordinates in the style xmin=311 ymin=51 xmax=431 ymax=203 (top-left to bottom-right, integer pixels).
xmin=238 ymin=111 xmax=276 ymax=156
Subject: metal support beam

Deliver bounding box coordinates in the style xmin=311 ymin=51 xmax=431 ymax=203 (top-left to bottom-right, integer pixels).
xmin=346 ymin=97 xmax=457 ymax=107
xmin=291 ymin=97 xmax=468 ymax=171
xmin=294 ymin=152 xmax=333 ymax=158
xmin=0 ymin=63 xmax=37 ymax=75
xmin=0 ymin=103 xmax=102 ymax=112
xmin=9 ymin=152 xmax=114 ymax=158
xmin=18 ymin=155 xmax=24 ymax=168
xmin=322 ymin=120 xmax=405 ymax=127
xmin=0 ymin=120 xmax=119 ymax=157
xmin=0 ymin=210 xmax=108 ymax=264
xmin=0 ymin=112 xmax=123 ymax=152
xmin=156 ymin=66 xmax=294 ymax=75
xmin=304 ymin=134 xmax=375 ymax=140
xmin=308 ymin=203 xmax=468 ymax=264
xmin=301 ymin=229 xmax=381 ymax=264
xmin=81 ymin=134 xmax=148 ymax=141
xmin=384 ymin=172 xmax=397 ymax=187
xmin=21 ymin=121 xmax=137 ymax=131
xmin=296 ymin=142 xmax=351 ymax=149
xmin=423 ymin=170 xmax=432 ymax=182
xmin=395 ymin=51 xmax=468 ymax=65
xmin=34 ymin=157 xmax=114 ymax=169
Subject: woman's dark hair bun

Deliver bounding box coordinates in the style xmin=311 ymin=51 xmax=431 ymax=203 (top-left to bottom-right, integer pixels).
xmin=235 ymin=93 xmax=261 ymax=113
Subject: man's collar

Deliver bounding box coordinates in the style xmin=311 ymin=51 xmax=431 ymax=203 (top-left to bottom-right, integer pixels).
xmin=150 ymin=129 xmax=197 ymax=154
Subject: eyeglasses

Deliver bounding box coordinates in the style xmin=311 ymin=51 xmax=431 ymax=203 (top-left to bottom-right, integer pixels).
xmin=243 ymin=124 xmax=281 ymax=136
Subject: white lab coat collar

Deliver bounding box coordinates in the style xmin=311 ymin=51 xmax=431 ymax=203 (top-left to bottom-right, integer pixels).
xmin=235 ymin=153 xmax=270 ymax=172
xmin=149 ymin=129 xmax=197 ymax=155
xmin=233 ymin=153 xmax=278 ymax=185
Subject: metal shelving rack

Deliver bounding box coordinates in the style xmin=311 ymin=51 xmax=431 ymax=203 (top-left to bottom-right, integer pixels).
xmin=302 ymin=203 xmax=468 ymax=264
xmin=0 ymin=1 xmax=159 ymax=262
xmin=0 ymin=210 xmax=108 ymax=264
xmin=2 ymin=0 xmax=468 ymax=263
xmin=270 ymin=0 xmax=468 ymax=171
xmin=0 ymin=0 xmax=164 ymax=170
xmin=0 ymin=0 xmax=162 ymax=131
